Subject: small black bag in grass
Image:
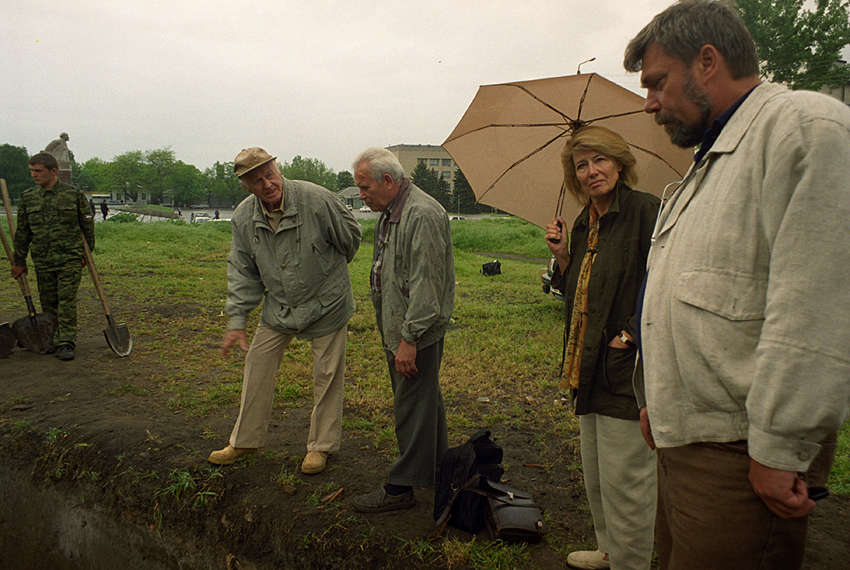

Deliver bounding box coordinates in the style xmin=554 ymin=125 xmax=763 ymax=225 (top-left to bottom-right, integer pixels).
xmin=481 ymin=260 xmax=501 ymax=276
xmin=433 ymin=430 xmax=504 ymax=534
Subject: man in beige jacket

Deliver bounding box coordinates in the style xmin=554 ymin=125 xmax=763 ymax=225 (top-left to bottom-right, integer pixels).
xmin=624 ymin=2 xmax=850 ymax=568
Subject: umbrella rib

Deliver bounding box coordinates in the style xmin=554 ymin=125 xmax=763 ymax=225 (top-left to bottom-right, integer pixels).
xmin=505 ymin=82 xmax=573 ymax=123
xmin=480 ymin=131 xmax=568 ymax=198
xmin=445 ymin=122 xmax=569 ymax=143
xmin=629 ymin=142 xmax=691 ymax=176
xmin=446 ymin=111 xmax=644 ymax=143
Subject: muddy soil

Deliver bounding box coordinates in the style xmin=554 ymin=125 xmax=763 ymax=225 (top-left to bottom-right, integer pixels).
xmin=0 ymin=321 xmax=847 ymax=569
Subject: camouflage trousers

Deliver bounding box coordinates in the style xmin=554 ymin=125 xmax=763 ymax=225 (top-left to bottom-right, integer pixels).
xmin=35 ymin=260 xmax=83 ymax=347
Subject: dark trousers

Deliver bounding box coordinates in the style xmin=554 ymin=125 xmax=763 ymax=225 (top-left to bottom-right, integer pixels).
xmin=36 ymin=260 xmax=83 ymax=346
xmin=385 ymin=338 xmax=448 ymax=487
xmin=656 ymin=442 xmax=807 ymax=570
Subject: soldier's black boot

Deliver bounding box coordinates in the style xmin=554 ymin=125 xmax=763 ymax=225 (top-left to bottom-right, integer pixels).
xmin=55 ymin=344 xmax=75 ymax=361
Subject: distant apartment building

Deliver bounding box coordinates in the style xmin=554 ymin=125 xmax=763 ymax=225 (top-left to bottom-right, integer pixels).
xmin=386 ymin=144 xmax=457 ymax=191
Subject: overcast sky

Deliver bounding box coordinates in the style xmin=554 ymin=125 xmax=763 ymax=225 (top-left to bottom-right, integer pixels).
xmin=3 ymin=1 xmax=844 ymax=175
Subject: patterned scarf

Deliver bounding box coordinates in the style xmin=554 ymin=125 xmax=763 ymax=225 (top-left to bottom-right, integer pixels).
xmin=561 ymin=209 xmax=600 ymax=391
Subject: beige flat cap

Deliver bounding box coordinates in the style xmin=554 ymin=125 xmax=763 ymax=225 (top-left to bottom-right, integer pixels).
xmin=234 ymin=147 xmax=277 ymax=178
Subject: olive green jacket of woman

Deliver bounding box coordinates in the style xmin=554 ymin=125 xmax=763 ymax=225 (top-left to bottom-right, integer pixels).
xmin=552 ymin=182 xmax=659 ymax=419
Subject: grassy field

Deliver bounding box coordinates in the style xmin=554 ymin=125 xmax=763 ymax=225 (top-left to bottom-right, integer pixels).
xmin=0 ymin=215 xmax=847 ymax=566
xmin=1 ymin=215 xmax=848 ymax=488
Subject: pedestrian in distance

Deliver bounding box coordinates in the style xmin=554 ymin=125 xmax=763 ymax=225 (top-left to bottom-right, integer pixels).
xmin=10 ymin=152 xmax=95 ymax=361
xmin=545 ymin=126 xmax=658 ymax=570
xmin=350 ymin=148 xmax=454 ymax=513
xmin=100 ymin=199 xmax=108 ymax=221
xmin=623 ymin=1 xmax=850 ymax=568
xmin=208 ymin=147 xmax=361 ymax=476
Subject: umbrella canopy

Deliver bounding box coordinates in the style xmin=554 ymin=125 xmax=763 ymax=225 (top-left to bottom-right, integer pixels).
xmin=443 ymin=73 xmax=693 ymax=228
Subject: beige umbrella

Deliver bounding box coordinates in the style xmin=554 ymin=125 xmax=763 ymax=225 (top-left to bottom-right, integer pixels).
xmin=443 ymin=73 xmax=693 ymax=228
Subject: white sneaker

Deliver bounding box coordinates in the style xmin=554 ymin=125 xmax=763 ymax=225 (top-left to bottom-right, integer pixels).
xmin=567 ymin=550 xmax=610 ymax=569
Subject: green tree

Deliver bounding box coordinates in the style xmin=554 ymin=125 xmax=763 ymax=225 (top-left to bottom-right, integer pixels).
xmin=0 ymin=143 xmax=31 ymax=199
xmin=204 ymin=161 xmax=245 ymax=208
xmin=737 ymin=0 xmax=850 ymax=90
xmin=336 ymin=170 xmax=355 ymax=190
xmin=280 ymin=155 xmax=337 ymax=190
xmin=77 ymin=157 xmax=111 ymax=194
xmin=166 ymin=161 xmax=203 ymax=206
xmin=145 ymin=148 xmax=176 ymax=204
xmin=452 ymin=169 xmax=483 ymax=214
xmin=411 ymin=162 xmax=451 ymax=210
xmin=109 ymin=150 xmax=147 ymax=202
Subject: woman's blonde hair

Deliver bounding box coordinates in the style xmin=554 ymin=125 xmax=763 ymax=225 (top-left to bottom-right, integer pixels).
xmin=561 ymin=125 xmax=637 ymax=205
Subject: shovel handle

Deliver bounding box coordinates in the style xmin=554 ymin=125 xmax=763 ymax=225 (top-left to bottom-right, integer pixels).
xmin=0 ymin=204 xmax=36 ymax=304
xmin=1 ymin=179 xmax=14 ymax=239
xmin=80 ymin=234 xmax=113 ymax=317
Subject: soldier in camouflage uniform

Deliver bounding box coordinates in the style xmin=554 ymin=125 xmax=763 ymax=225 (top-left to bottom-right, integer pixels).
xmin=10 ymin=152 xmax=95 ymax=361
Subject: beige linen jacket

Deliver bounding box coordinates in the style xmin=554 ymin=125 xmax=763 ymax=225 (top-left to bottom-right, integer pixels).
xmin=641 ymin=82 xmax=850 ymax=472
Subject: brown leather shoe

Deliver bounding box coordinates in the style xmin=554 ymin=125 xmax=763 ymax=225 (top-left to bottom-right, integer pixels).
xmin=301 ymin=451 xmax=328 ymax=474
xmin=207 ymin=444 xmax=254 ymax=465
xmin=352 ymin=486 xmax=415 ymax=513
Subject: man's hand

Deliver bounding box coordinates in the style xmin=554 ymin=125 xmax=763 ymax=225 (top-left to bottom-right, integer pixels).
xmin=221 ymin=329 xmax=249 ymax=356
xmin=10 ymin=265 xmax=26 ymax=279
xmin=639 ymin=407 xmax=655 ymax=450
xmin=748 ymin=458 xmax=815 ymax=519
xmin=394 ymin=338 xmax=418 ymax=379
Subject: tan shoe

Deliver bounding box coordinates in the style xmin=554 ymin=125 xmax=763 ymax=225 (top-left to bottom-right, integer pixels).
xmin=207 ymin=445 xmax=254 ymax=465
xmin=566 ymin=550 xmax=609 ymax=569
xmin=301 ymin=450 xmax=328 ymax=474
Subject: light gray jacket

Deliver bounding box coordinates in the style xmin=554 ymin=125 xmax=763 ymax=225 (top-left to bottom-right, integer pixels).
xmin=226 ymin=179 xmax=361 ymax=338
xmin=642 ymin=82 xmax=850 ymax=472
xmin=371 ymin=181 xmax=454 ymax=353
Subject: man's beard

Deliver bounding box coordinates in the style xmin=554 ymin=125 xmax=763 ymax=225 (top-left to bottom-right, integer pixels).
xmin=655 ymin=73 xmax=712 ymax=148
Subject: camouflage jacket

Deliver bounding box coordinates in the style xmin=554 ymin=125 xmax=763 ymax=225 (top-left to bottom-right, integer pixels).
xmin=13 ymin=181 xmax=95 ymax=270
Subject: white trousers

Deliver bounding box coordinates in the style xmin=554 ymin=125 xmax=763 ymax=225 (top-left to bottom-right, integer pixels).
xmin=229 ymin=324 xmax=347 ymax=452
xmin=579 ymin=413 xmax=657 ymax=570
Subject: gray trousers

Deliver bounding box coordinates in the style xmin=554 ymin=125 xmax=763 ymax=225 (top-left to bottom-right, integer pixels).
xmin=385 ymin=338 xmax=448 ymax=487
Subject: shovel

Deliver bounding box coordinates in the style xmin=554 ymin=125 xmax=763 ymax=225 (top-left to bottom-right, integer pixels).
xmin=0 ymin=180 xmax=57 ymax=353
xmin=0 ymin=322 xmax=15 ymax=357
xmin=80 ymin=236 xmax=132 ymax=357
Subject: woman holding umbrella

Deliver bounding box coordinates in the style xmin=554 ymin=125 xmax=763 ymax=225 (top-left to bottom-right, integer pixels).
xmin=545 ymin=125 xmax=658 ymax=570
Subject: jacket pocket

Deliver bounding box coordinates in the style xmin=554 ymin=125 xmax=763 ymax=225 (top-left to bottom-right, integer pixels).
xmin=670 ymin=269 xmax=766 ymax=411
xmin=603 ymin=344 xmax=638 ymax=398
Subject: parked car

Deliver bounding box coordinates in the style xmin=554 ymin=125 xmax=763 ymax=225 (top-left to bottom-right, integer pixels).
xmin=359 ymin=205 xmax=372 ymax=213
xmin=540 ymin=256 xmax=564 ymax=300
xmin=192 ymin=213 xmax=211 ymax=223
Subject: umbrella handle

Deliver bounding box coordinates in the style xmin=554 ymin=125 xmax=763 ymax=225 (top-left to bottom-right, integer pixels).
xmin=81 ymin=234 xmax=113 ymax=317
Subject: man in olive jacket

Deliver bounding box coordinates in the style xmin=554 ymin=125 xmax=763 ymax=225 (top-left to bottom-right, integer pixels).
xmin=208 ymin=147 xmax=361 ymax=476
xmin=11 ymin=152 xmax=94 ymax=361
xmin=350 ymin=148 xmax=454 ymax=513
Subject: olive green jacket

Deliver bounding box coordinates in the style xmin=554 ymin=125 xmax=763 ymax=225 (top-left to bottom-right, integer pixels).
xmin=552 ymin=183 xmax=659 ymax=419
xmin=225 ymin=179 xmax=361 ymax=339
xmin=13 ymin=181 xmax=95 ymax=270
xmin=371 ymin=181 xmax=454 ymax=353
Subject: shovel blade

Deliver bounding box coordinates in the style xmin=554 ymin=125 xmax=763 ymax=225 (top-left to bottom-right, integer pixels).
xmin=104 ymin=321 xmax=132 ymax=357
xmin=0 ymin=323 xmax=15 ymax=357
xmin=12 ymin=313 xmax=57 ymax=354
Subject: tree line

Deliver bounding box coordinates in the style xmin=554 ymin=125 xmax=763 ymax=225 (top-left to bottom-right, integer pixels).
xmin=0 ymin=143 xmax=491 ymax=214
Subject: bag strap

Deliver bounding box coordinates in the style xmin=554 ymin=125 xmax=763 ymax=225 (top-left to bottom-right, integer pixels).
xmin=431 ymin=473 xmax=482 ymax=539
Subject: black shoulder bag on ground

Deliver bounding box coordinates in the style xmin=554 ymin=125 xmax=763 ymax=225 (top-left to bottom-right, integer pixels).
xmin=432 ymin=430 xmax=544 ymax=542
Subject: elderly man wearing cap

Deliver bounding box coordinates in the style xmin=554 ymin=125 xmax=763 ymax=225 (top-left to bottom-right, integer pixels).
xmin=208 ymin=147 xmax=361 ymax=475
